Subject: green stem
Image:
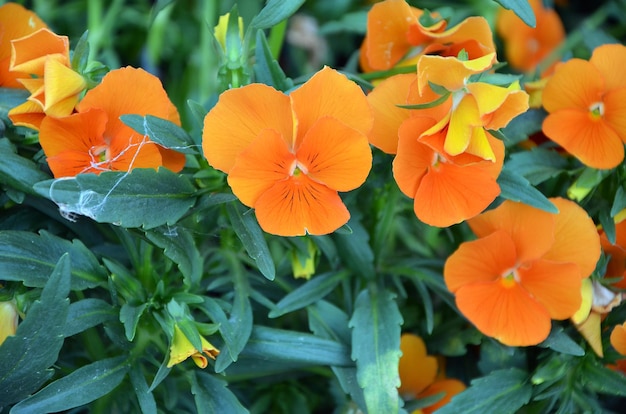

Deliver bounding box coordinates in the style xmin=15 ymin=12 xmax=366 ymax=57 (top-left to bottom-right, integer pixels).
xmin=268 ymin=19 xmax=288 ymax=59
xmin=359 ymin=65 xmax=417 ymax=81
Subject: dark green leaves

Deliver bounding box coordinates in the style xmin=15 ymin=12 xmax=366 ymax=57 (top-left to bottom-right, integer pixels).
xmin=497 ymin=167 xmax=558 ymax=213
xmin=121 ymin=114 xmax=199 ymax=155
xmin=250 ymin=0 xmax=306 ymax=29
xmin=493 ymin=0 xmax=536 ymax=27
xmin=34 ymin=168 xmax=196 ymax=229
xmin=0 ymin=138 xmax=50 ymax=196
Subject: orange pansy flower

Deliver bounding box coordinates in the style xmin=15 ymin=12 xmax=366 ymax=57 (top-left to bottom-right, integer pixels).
xmin=444 ymin=198 xmax=601 ymax=346
xmin=202 ymin=66 xmax=373 ymax=237
xmin=496 ymin=0 xmax=565 ymax=74
xmin=8 ymin=28 xmax=87 ymax=130
xmin=0 ymin=3 xmax=47 ymax=88
xmin=399 ymin=333 xmax=465 ymax=413
xmin=542 ymin=44 xmax=626 ymax=169
xmin=393 ymin=116 xmax=504 ymax=227
xmin=38 ymin=66 xmax=186 ymax=178
xmin=611 ymin=322 xmax=626 ymax=356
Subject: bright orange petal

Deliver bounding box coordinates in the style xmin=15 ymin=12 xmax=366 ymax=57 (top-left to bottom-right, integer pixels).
xmin=485 ymin=88 xmax=530 ymax=130
xmin=590 ymin=43 xmax=626 ymax=91
xmin=361 ymin=0 xmax=417 ymax=71
xmin=290 ymin=66 xmax=372 ymax=148
xmin=421 ymin=379 xmax=466 ymax=414
xmin=8 ymin=100 xmax=44 ymax=130
xmin=542 ymin=109 xmax=624 ymax=169
xmin=518 ymin=259 xmax=582 ymax=320
xmin=542 ymin=197 xmax=601 ymax=279
xmin=227 ymin=129 xmax=294 ymax=207
xmin=367 ymin=73 xmax=415 ymax=154
xmin=469 ymin=200 xmax=556 ymax=263
xmin=610 ymin=323 xmax=626 ymax=356
xmin=107 ymin=134 xmax=163 ymax=172
xmin=455 ymin=281 xmax=552 ymax=346
xmin=412 ymin=157 xmax=501 ymax=227
xmin=10 ymin=29 xmax=69 ymax=75
xmin=393 ymin=117 xmax=437 ymax=198
xmin=398 ymin=333 xmax=438 ymax=397
xmin=542 ymin=59 xmax=604 ymax=113
xmin=444 ymin=230 xmax=517 ymax=293
xmin=202 ymin=83 xmax=292 ymax=173
xmin=297 ymin=117 xmax=371 ymax=192
xmin=254 ymin=174 xmax=350 ymax=236
xmin=429 ymin=16 xmax=495 ymax=58
xmin=603 ymin=88 xmax=626 ymax=143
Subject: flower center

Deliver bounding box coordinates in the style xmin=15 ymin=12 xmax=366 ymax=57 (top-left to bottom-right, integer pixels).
xmin=500 ymin=267 xmax=519 ymax=288
xmin=289 ymin=160 xmax=308 ymax=177
xmin=431 ymin=152 xmax=447 ymax=169
xmin=589 ymin=101 xmax=604 ymax=119
xmin=90 ymin=145 xmax=109 ymax=162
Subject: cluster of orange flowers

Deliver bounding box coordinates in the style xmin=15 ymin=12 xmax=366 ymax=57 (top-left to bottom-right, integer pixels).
xmin=3 ymin=0 xmax=626 ymax=409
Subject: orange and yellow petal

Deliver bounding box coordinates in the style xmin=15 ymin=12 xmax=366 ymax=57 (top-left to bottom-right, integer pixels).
xmin=467 ymin=82 xmax=529 ymax=131
xmin=361 ymin=0 xmax=418 ymax=71
xmin=367 ymin=73 xmax=415 ymax=154
xmin=228 ymin=129 xmax=295 ymax=207
xmin=290 ymin=66 xmax=372 ymax=148
xmin=542 ymin=197 xmax=601 ymax=279
xmin=444 ymin=94 xmax=486 ymax=158
xmin=107 ymin=134 xmax=164 ymax=172
xmin=542 ymin=109 xmax=625 ymax=169
xmin=469 ymin=201 xmax=556 ymax=263
xmin=398 ymin=333 xmax=438 ymax=397
xmin=10 ymin=28 xmax=69 ymax=75
xmin=455 ymin=280 xmax=552 ymax=346
xmin=8 ymin=100 xmax=45 ymax=130
xmin=518 ymin=259 xmax=582 ymax=320
xmin=429 ymin=16 xmax=495 ymax=59
xmin=43 ymin=56 xmax=86 ymax=112
xmin=254 ymin=174 xmax=350 ymax=236
xmin=39 ymin=109 xmax=107 ymax=157
xmin=590 ymin=43 xmax=626 ymax=91
xmin=297 ymin=117 xmax=371 ymax=192
xmin=202 ymin=83 xmax=293 ymax=173
xmin=444 ymin=230 xmax=517 ymax=292
xmin=167 ymin=325 xmax=219 ymax=369
xmin=611 ymin=323 xmax=626 ymax=356
xmin=417 ymin=53 xmax=496 ymax=93
xmin=542 ymin=59 xmax=604 ymax=113
xmin=420 ymin=379 xmax=466 ymax=414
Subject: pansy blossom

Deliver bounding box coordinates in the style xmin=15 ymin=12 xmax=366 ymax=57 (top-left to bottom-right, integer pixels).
xmin=444 ymin=198 xmax=601 ymax=346
xmin=202 ymin=66 xmax=373 ymax=236
xmin=0 ymin=3 xmax=47 ymax=88
xmin=8 ymin=28 xmax=88 ymax=130
xmin=542 ymin=43 xmax=626 ymax=169
xmin=38 ymin=66 xmax=186 ymax=178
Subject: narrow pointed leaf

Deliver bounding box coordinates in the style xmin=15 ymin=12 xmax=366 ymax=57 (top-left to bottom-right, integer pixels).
xmin=191 ymin=372 xmax=248 ymax=414
xmin=121 ymin=114 xmax=199 ymax=154
xmin=146 ymin=226 xmax=203 ymax=287
xmin=129 ymin=365 xmax=157 ymax=414
xmin=0 ymin=138 xmax=50 ymax=195
xmin=64 ymin=298 xmax=117 ymax=337
xmin=497 ymin=167 xmax=558 ymax=213
xmin=250 ymin=0 xmax=306 ymax=29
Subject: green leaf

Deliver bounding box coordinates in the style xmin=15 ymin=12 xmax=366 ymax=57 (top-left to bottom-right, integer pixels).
xmin=0 ymin=138 xmax=50 ymax=195
xmin=499 ymin=109 xmax=544 ymax=146
xmin=599 ymin=209 xmax=616 ymax=245
xmin=0 ymin=88 xmax=28 ymax=118
xmin=190 ymin=372 xmax=248 ymax=414
xmin=253 ymin=30 xmax=293 ymax=91
xmin=129 ymin=365 xmax=157 ymax=414
xmin=506 ymin=148 xmax=568 ymax=185
xmin=435 ymin=368 xmax=532 ymax=414
xmin=349 ymin=288 xmax=404 ymax=413
xmin=64 ymin=298 xmax=117 ymax=337
xmin=333 ymin=216 xmax=375 ymax=279
xmin=10 ymin=355 xmax=129 ymax=414
xmin=71 ymin=30 xmax=90 ymax=73
xmin=226 ymin=201 xmax=275 ymax=280
xmin=477 ymin=340 xmax=527 ymax=375
xmin=493 ymin=0 xmax=536 ymax=27
xmin=538 ymin=326 xmax=585 ymax=356
xmin=269 ymin=271 xmax=348 ymax=318
xmin=0 ymin=255 xmax=70 ymax=407
xmin=497 ymin=167 xmax=558 ymax=213
xmin=146 ymin=226 xmax=203 ymax=287
xmin=0 ymin=230 xmax=106 ymax=289
xmin=120 ymin=114 xmax=199 ymax=154
xmin=567 ymin=168 xmax=611 ymax=202
xmin=611 ymin=185 xmax=626 ymax=218
xmin=240 ymin=326 xmax=352 ymax=366
xmin=396 ymin=91 xmax=450 ymax=110
xmin=320 ymin=11 xmax=368 ymax=35
xmin=120 ymin=302 xmax=148 ymax=341
xmin=250 ymin=0 xmax=306 ymax=29
xmin=583 ymin=357 xmax=626 ymax=397
xmin=34 ymin=168 xmax=196 ymax=229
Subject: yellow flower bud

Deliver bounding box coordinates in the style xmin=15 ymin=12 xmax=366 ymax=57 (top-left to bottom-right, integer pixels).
xmin=0 ymin=300 xmax=19 ymax=346
xmin=167 ymin=325 xmax=219 ymax=369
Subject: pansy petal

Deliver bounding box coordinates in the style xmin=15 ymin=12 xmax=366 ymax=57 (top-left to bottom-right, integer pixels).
xmin=398 ymin=333 xmax=438 ymax=397
xmin=418 ymin=53 xmax=496 ymax=93
xmin=610 ymin=323 xmax=626 ymax=356
xmin=590 ymin=43 xmax=626 ymax=91
xmin=429 ymin=16 xmax=495 ymax=56
xmin=421 ymin=379 xmax=466 ymax=414
xmin=542 ymin=59 xmax=604 ymax=113
xmin=361 ymin=0 xmax=417 ymax=70
xmin=393 ymin=117 xmax=437 ymax=197
xmin=603 ymin=88 xmax=626 ymax=143
xmin=107 ymin=134 xmax=164 ymax=172
xmin=202 ymin=83 xmax=293 ymax=173
xmin=444 ymin=230 xmax=517 ymax=292
xmin=542 ymin=109 xmax=624 ymax=169
xmin=47 ymin=150 xmax=106 ymax=178
xmin=455 ymin=281 xmax=552 ymax=346
xmin=575 ymin=312 xmax=603 ymax=357
xmin=43 ymin=57 xmax=86 ymax=111
xmin=10 ymin=29 xmax=69 ymax=75
xmin=469 ymin=200 xmax=556 ymax=263
xmin=518 ymin=259 xmax=582 ymax=319
xmin=254 ymin=174 xmax=349 ymax=236
xmin=8 ymin=100 xmax=44 ymax=130
xmin=485 ymin=89 xmax=530 ymax=130
xmin=228 ymin=129 xmax=294 ymax=207
xmin=413 ymin=157 xmax=501 ymax=227
xmin=367 ymin=73 xmax=415 ymax=154
xmin=542 ymin=197 xmax=601 ymax=278
xmin=463 ymin=126 xmax=496 ymax=161
xmin=297 ymin=117 xmax=371 ymax=192
xmin=39 ymin=109 xmax=107 ymax=157
xmin=444 ymin=94 xmax=480 ymax=156
xmin=290 ymin=66 xmax=372 ymax=148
